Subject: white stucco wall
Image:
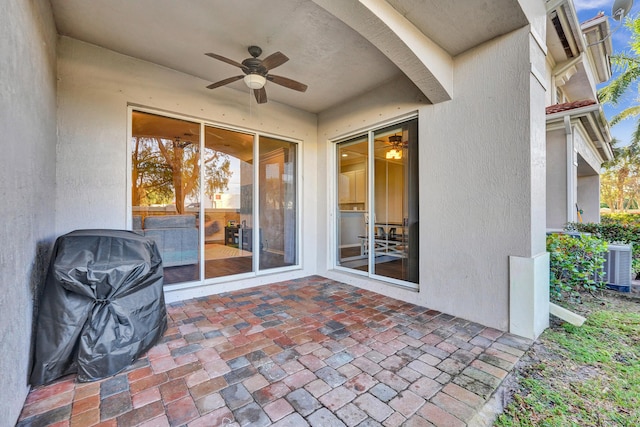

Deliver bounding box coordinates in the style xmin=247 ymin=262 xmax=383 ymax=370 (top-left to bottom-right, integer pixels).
xmin=547 ymin=121 xmax=604 ymax=229
xmin=547 ymin=127 xmax=569 ymax=229
xmin=56 ymin=37 xmax=319 ymax=298
xmin=578 ymin=174 xmax=600 ymax=223
xmin=319 ymin=26 xmax=547 ymax=332
xmin=0 ymin=1 xmax=58 ymax=423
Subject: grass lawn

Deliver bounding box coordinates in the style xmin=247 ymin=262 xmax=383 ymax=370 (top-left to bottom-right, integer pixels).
xmin=494 ymin=291 xmax=640 ymax=426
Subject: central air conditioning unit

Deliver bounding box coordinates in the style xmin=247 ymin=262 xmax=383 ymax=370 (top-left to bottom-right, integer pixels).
xmin=603 ymin=244 xmax=632 ymax=292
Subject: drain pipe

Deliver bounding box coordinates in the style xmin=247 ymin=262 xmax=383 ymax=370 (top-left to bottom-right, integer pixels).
xmin=549 ymin=302 xmax=586 ymax=326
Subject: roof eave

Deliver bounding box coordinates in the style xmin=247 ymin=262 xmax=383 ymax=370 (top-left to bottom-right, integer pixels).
xmin=546 ymin=103 xmax=614 ymax=161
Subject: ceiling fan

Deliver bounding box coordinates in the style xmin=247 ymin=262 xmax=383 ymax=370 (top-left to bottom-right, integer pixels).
xmin=205 ymin=46 xmax=308 ymax=104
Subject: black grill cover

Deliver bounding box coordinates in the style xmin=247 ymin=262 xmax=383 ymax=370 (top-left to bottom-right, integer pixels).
xmin=30 ymin=229 xmax=167 ymax=385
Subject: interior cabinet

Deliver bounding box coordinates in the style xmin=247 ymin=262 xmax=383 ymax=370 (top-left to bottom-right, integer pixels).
xmin=340 ymin=168 xmax=366 ymax=203
xmin=354 ymin=169 xmax=366 ymax=203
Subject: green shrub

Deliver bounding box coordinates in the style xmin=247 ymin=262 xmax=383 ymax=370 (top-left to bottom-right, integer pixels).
xmin=567 ymin=221 xmax=640 ymax=277
xmin=601 ymin=212 xmax=640 ymax=226
xmin=546 ymin=234 xmax=607 ymax=300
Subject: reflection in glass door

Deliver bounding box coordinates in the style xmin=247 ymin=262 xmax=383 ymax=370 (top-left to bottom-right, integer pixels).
xmin=336 ymin=118 xmax=418 ymax=286
xmin=203 ymin=126 xmax=254 ymax=279
xmin=132 ymin=110 xmax=301 ymax=286
xmin=372 ymin=120 xmax=419 ymax=283
xmin=336 ymin=136 xmax=369 ymax=272
xmin=131 ymin=111 xmax=201 ymax=285
xmin=259 ymin=136 xmax=298 ymax=270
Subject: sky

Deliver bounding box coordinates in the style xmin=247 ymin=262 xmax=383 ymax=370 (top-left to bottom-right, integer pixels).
xmin=574 ymin=0 xmax=640 ymax=146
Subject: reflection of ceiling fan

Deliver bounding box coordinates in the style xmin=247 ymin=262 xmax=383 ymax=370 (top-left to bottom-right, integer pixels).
xmin=205 ymin=46 xmax=308 ymax=104
xmin=385 ymin=134 xmax=405 ymax=160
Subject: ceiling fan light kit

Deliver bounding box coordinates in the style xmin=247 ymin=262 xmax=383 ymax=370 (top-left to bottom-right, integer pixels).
xmin=386 ymin=148 xmax=402 ymax=160
xmin=205 ymin=46 xmax=308 ymax=104
xmin=385 ymin=134 xmax=404 ymax=159
xmin=244 ymin=74 xmax=266 ymax=89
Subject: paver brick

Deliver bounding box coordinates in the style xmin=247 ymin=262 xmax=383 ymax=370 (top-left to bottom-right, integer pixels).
xmin=374 ymin=370 xmax=409 ymax=392
xmin=194 ymin=392 xmax=225 ymax=415
xmin=461 ymin=366 xmax=502 ymax=388
xmin=159 ymin=378 xmax=189 ymax=404
xmin=352 ymin=356 xmax=383 ymax=376
xmin=417 ymin=402 xmax=465 ymax=427
xmin=298 ymin=354 xmax=326 ymax=372
xmin=354 ymin=393 xmax=394 ymax=422
xmin=388 ymin=390 xmax=425 ymax=417
xmin=253 ymin=382 xmax=291 ymax=405
xmin=318 ymin=386 xmax=356 ymax=411
xmin=336 ymin=403 xmax=368 ymax=427
xmin=99 ymin=391 xmax=132 ymax=420
xmin=368 ymin=384 xmax=397 ymax=402
xmin=407 ymin=360 xmax=441 ymax=379
xmin=233 ymin=402 xmax=271 ymax=427
xmin=271 ymin=412 xmax=310 ymax=426
xmin=382 ymin=412 xmax=407 ymax=427
xmin=165 ymin=395 xmax=199 ymax=426
xmin=307 ymin=407 xmax=347 ymax=426
xmin=187 ymin=407 xmax=233 ymax=427
xmin=477 ymin=353 xmax=515 ymax=371
xmin=115 ymin=401 xmax=164 ymax=426
xmin=491 ymin=342 xmax=525 ymax=357
xmin=286 ymin=388 xmax=321 ymax=416
xmin=442 ymin=383 xmax=484 ymax=408
xmin=263 ymin=398 xmax=294 ymax=421
xmin=408 ymin=377 xmax=442 ymax=399
xmin=430 ymin=392 xmax=475 ymax=422
xmin=220 ymin=383 xmax=253 ymax=410
xmin=315 ymin=366 xmax=347 ymax=387
xmin=305 ymin=378 xmax=332 ymax=398
xmin=471 ymin=359 xmax=508 ymax=380
xmin=243 ymin=373 xmax=270 ymax=393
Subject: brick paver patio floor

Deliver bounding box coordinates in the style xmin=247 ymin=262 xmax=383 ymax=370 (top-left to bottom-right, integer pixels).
xmin=17 ymin=276 xmax=533 ymax=427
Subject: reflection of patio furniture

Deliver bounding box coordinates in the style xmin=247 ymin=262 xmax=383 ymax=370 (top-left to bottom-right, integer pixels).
xmin=142 ymin=215 xmax=198 ymax=267
xmin=224 ymin=226 xmax=262 ymax=252
xmin=360 ymin=214 xmax=407 ymax=258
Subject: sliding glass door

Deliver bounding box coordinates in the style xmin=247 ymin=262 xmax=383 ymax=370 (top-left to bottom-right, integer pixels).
xmin=259 ymin=136 xmax=298 ymax=270
xmin=131 ymin=111 xmax=201 ymax=284
xmin=336 ymin=118 xmax=419 ymax=286
xmin=203 ymin=126 xmax=254 ymax=279
xmin=130 ymin=109 xmax=299 ymax=286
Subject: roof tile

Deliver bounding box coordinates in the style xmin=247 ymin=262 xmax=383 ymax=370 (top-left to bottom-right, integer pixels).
xmin=545 ymin=99 xmax=596 ymax=114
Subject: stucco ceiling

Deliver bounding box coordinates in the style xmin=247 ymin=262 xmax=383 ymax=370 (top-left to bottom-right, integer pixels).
xmin=49 ymin=0 xmax=530 ymax=114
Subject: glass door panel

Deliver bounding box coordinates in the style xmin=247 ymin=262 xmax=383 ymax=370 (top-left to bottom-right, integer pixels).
xmin=372 ymin=120 xmax=419 ymax=283
xmin=203 ymin=126 xmax=254 ymax=279
xmin=336 ymin=136 xmax=369 ymax=272
xmin=258 ymin=136 xmax=298 ymax=270
xmin=131 ymin=111 xmax=201 ymax=285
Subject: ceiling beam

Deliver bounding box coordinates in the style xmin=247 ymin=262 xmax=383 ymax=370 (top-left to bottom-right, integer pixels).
xmin=311 ymin=0 xmax=453 ymax=104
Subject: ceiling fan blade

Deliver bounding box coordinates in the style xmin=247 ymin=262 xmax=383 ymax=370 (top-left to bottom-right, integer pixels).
xmin=267 ymin=74 xmax=308 ymax=92
xmin=206 ymin=75 xmax=244 ymax=89
xmin=261 ymin=52 xmax=289 ymax=70
xmin=205 ymin=53 xmax=247 ymax=71
xmin=254 ymin=87 xmax=267 ymax=104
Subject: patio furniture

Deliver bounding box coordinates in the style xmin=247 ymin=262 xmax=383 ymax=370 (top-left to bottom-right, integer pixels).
xmin=141 ymin=214 xmax=198 ymax=267
xmin=30 ymin=229 xmax=167 ymax=385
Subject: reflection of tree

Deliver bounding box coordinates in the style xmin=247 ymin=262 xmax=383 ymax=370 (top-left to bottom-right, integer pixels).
xmin=132 ymin=137 xmax=232 ymax=213
xmin=204 ymin=150 xmax=232 ymax=202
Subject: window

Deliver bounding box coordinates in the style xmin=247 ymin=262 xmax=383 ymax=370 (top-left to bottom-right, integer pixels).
xmin=336 ymin=118 xmax=419 ymax=286
xmin=130 ymin=109 xmax=299 ymax=286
